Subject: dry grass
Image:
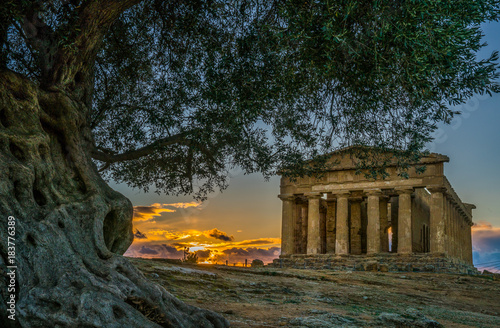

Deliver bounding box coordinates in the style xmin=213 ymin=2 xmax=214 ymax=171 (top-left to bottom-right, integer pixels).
xmin=131 ymin=257 xmax=500 ymax=327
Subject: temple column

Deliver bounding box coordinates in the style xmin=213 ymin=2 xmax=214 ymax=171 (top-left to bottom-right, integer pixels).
xmin=446 ymin=198 xmax=456 ymax=256
xmin=306 ymin=193 xmax=322 ymax=254
xmin=467 ymin=223 xmax=473 ymax=264
xmin=301 ymin=204 xmax=308 ymax=254
xmin=325 ymin=197 xmax=336 ymax=253
xmin=396 ymin=187 xmax=413 ymax=254
xmin=335 ymin=191 xmax=350 ymax=255
xmin=453 ymin=204 xmax=458 ymax=258
xmin=294 ymin=202 xmax=302 ymax=254
xmin=366 ymin=189 xmax=382 ymax=254
xmin=350 ymin=197 xmax=363 ymax=255
xmin=279 ymin=194 xmax=295 ymax=256
xmin=449 ymin=203 xmax=455 ymax=257
xmin=429 ymin=186 xmax=446 ymax=253
xmin=459 ymin=214 xmax=464 ymax=261
xmin=380 ymin=196 xmax=389 ymax=252
xmin=444 ymin=198 xmax=450 ymax=255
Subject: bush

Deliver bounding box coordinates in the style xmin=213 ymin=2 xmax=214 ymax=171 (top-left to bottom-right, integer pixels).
xmin=184 ymin=252 xmax=198 ymax=264
xmin=251 ymin=259 xmax=264 ymax=267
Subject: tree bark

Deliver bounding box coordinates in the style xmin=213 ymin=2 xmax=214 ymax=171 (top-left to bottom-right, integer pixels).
xmin=0 ymin=69 xmax=229 ymax=327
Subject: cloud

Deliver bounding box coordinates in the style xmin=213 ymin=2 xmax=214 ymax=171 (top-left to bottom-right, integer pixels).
xmin=223 ymin=247 xmax=249 ymax=256
xmin=161 ymin=244 xmax=184 ymax=255
xmin=165 ymin=201 xmax=202 ymax=209
xmin=125 ymin=243 xmax=184 ymax=259
xmin=171 ymin=242 xmax=192 ymax=248
xmin=236 ymin=238 xmax=279 ymax=246
xmin=133 ymin=204 xmax=175 ymax=221
xmin=472 ymin=221 xmax=500 ymax=253
xmin=147 ymin=229 xmax=199 ymax=240
xmin=205 ymin=228 xmax=234 ymax=242
xmin=196 ymin=249 xmax=212 ymax=259
xmin=132 ymin=202 xmax=201 ymax=222
xmin=134 ymin=229 xmax=147 ymax=239
xmin=138 ymin=246 xmax=158 ymax=255
xmin=217 ymin=247 xmax=281 ymax=264
xmin=471 ymin=221 xmax=500 ymax=272
xmin=223 ymin=247 xmax=280 ymax=257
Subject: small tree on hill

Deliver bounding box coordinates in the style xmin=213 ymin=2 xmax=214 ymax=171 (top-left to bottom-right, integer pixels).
xmin=184 ymin=252 xmax=199 ymax=264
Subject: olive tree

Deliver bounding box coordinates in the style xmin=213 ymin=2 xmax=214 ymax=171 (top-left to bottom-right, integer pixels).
xmin=0 ymin=0 xmax=498 ymax=327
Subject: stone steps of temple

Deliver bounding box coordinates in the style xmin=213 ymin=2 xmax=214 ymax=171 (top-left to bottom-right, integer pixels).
xmin=272 ymin=253 xmax=478 ymax=274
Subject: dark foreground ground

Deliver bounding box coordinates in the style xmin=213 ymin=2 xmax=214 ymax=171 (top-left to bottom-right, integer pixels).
xmin=131 ymin=258 xmax=500 ymax=328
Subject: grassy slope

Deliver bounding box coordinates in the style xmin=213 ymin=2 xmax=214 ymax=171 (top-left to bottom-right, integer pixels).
xmin=131 ymin=257 xmax=500 ymax=328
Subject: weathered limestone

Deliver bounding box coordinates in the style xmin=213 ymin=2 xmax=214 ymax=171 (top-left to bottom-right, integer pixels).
xmin=350 ymin=197 xmax=363 ymax=255
xmin=306 ymin=193 xmax=322 ymax=254
xmin=445 ymin=197 xmax=452 ymax=256
xmin=325 ymin=198 xmax=336 ymax=253
xmin=397 ymin=187 xmax=413 ymax=254
xmin=452 ymin=202 xmax=458 ymax=257
xmin=278 ymin=149 xmax=475 ymax=271
xmin=459 ymin=217 xmax=465 ymax=261
xmin=279 ymin=194 xmax=295 ymax=256
xmin=294 ymin=202 xmax=301 ymax=254
xmin=467 ymin=224 xmax=473 ymax=263
xmin=429 ymin=186 xmax=446 ymax=253
xmin=335 ymin=192 xmax=350 ymax=255
xmin=366 ymin=189 xmax=382 ymax=254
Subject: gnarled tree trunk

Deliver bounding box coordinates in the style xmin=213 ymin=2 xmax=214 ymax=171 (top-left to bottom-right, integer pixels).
xmin=0 ymin=70 xmax=229 ymax=327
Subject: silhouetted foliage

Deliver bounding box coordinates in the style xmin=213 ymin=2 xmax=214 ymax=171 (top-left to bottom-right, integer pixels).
xmin=1 ymin=1 xmax=499 ymax=195
xmin=184 ymin=252 xmax=199 ymax=264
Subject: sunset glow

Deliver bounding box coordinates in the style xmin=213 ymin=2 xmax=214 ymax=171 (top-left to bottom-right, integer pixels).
xmin=125 ymin=202 xmax=281 ymax=264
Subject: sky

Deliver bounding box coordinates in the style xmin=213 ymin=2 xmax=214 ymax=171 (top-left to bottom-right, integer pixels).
xmin=115 ymin=20 xmax=500 ymax=271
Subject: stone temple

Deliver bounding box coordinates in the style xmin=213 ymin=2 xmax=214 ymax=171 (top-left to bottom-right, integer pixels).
xmin=273 ymin=148 xmax=477 ymax=273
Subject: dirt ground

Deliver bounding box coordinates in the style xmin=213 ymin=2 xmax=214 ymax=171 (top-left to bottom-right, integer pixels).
xmin=131 ymin=258 xmax=500 ymax=327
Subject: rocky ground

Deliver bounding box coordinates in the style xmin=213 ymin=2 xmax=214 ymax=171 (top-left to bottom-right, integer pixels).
xmin=130 ymin=258 xmax=500 ymax=328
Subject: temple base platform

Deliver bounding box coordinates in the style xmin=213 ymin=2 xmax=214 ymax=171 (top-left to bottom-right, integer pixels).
xmin=272 ymin=252 xmax=478 ymax=274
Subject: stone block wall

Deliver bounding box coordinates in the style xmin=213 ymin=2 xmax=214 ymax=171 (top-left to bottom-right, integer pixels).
xmin=272 ymin=253 xmax=478 ymax=274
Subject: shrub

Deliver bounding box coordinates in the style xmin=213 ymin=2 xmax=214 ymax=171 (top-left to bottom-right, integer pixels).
xmin=184 ymin=252 xmax=198 ymax=264
xmin=251 ymin=259 xmax=264 ymax=267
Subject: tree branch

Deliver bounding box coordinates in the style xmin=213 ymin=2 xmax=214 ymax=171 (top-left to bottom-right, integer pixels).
xmin=91 ymin=132 xmax=191 ymax=163
xmin=92 ymin=128 xmax=221 ymax=172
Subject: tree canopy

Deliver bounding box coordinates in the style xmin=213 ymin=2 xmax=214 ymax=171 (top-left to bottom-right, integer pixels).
xmin=2 ymin=0 xmax=499 ymax=199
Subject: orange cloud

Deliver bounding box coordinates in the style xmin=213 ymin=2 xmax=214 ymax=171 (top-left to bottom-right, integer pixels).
xmin=133 ymin=203 xmax=175 ymax=221
xmin=132 ymin=202 xmax=202 ymax=222
xmin=125 ymin=219 xmax=282 ymax=265
xmin=146 ymin=229 xmax=202 ymax=241
xmin=204 ymin=228 xmax=234 ymax=242
xmin=235 ymin=238 xmax=281 ymax=247
xmin=165 ymin=201 xmax=202 ymax=208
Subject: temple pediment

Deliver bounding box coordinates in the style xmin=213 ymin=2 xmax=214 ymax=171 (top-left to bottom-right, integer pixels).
xmin=318 ymin=147 xmax=450 ymax=171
